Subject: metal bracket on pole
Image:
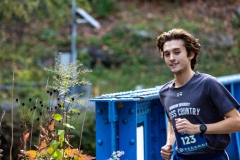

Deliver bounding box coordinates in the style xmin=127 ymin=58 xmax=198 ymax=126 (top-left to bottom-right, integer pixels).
xmin=75 ymin=7 xmax=100 ymax=28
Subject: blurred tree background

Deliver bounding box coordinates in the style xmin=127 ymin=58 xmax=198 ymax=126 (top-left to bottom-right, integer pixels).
xmin=0 ymin=0 xmax=240 ymax=158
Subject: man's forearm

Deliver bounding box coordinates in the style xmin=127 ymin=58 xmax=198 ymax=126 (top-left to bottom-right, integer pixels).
xmin=166 ymin=120 xmax=176 ymax=145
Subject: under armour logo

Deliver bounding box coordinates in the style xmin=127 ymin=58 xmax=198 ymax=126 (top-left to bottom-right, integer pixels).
xmin=177 ymin=92 xmax=182 ymax=97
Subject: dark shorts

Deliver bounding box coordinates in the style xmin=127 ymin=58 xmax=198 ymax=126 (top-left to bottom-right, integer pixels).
xmin=173 ymin=150 xmax=229 ymax=160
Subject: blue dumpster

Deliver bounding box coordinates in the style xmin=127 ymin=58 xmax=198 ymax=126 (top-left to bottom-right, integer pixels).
xmin=91 ymin=74 xmax=240 ymax=160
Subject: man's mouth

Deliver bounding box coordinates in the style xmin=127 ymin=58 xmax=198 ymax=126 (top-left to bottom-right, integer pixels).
xmin=170 ymin=63 xmax=178 ymax=67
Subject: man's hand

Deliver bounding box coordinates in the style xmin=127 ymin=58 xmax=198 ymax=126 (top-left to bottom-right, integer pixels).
xmin=160 ymin=144 xmax=173 ymax=160
xmin=175 ymin=118 xmax=200 ymax=135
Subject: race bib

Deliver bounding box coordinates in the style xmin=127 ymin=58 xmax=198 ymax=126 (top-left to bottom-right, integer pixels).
xmin=175 ymin=132 xmax=208 ymax=153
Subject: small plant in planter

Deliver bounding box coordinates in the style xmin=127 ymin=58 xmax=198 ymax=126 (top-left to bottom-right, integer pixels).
xmin=7 ymin=53 xmax=95 ymax=160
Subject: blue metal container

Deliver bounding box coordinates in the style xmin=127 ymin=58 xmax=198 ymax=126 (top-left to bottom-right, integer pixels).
xmin=91 ymin=74 xmax=240 ymax=160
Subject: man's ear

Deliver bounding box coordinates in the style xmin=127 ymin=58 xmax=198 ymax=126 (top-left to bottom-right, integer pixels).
xmin=189 ymin=51 xmax=195 ymax=60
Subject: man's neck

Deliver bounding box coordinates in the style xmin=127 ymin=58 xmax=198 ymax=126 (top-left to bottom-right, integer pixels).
xmin=173 ymin=70 xmax=195 ymax=88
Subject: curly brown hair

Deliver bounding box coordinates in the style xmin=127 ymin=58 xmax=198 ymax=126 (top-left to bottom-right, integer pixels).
xmin=156 ymin=28 xmax=201 ymax=70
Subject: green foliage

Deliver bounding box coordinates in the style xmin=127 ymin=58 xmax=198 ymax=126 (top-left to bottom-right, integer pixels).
xmin=13 ymin=53 xmax=95 ymax=160
xmin=91 ymin=0 xmax=116 ymax=18
xmin=0 ymin=0 xmax=38 ymax=22
xmin=70 ymin=111 xmax=96 ymax=156
xmin=40 ymin=29 xmax=58 ymax=42
xmin=175 ymin=20 xmax=201 ymax=32
xmin=232 ymin=14 xmax=240 ymax=28
xmin=0 ymin=0 xmax=91 ymax=23
xmin=45 ymin=53 xmax=92 ymax=96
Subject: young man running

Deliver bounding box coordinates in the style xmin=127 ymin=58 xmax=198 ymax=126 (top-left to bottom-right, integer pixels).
xmin=156 ymin=28 xmax=240 ymax=160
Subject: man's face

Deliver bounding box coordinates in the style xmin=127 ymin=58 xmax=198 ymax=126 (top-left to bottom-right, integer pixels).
xmin=162 ymin=39 xmax=193 ymax=75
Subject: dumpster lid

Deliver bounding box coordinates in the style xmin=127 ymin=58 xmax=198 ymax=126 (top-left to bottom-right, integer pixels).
xmin=90 ymin=86 xmax=162 ymax=102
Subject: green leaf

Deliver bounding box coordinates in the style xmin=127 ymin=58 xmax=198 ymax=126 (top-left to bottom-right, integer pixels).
xmin=51 ymin=149 xmax=63 ymax=160
xmin=52 ymin=114 xmax=62 ymax=121
xmin=71 ymin=108 xmax=79 ymax=113
xmin=50 ymin=140 xmax=60 ymax=149
xmin=63 ymin=123 xmax=75 ymax=129
xmin=58 ymin=130 xmax=65 ymax=147
xmin=52 ymin=151 xmax=58 ymax=159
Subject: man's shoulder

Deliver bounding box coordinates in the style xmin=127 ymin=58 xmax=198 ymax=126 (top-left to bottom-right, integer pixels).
xmin=194 ymin=72 xmax=221 ymax=90
xmin=195 ymin=72 xmax=217 ymax=82
xmin=159 ymin=79 xmax=174 ymax=93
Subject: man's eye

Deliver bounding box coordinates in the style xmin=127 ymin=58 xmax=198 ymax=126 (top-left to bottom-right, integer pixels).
xmin=165 ymin=53 xmax=170 ymax=57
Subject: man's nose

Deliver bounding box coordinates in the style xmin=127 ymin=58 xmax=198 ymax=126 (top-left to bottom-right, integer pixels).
xmin=169 ymin=54 xmax=175 ymax=61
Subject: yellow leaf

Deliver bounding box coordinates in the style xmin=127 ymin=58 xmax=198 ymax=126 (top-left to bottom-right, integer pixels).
xmin=24 ymin=150 xmax=39 ymax=160
xmin=40 ymin=141 xmax=47 ymax=147
xmin=47 ymin=146 xmax=55 ymax=154
xmin=48 ymin=119 xmax=55 ymax=131
xmin=65 ymin=146 xmax=82 ymax=158
xmin=64 ymin=147 xmax=95 ymax=160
